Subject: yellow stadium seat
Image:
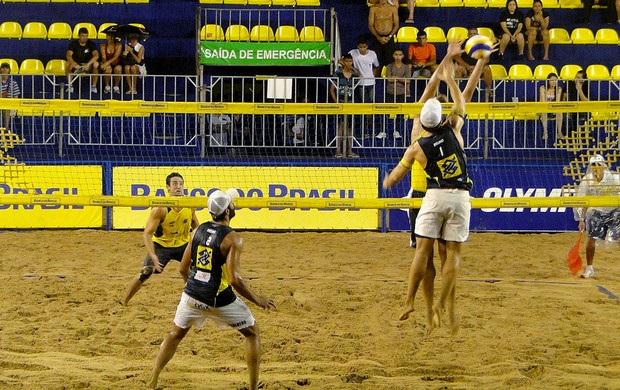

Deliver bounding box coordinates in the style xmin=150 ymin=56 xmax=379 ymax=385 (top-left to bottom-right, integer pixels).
xmin=559 ymin=0 xmax=582 ymax=7
xmin=248 ymin=0 xmax=271 ymax=4
xmin=48 ymin=22 xmax=72 ymax=39
xmin=296 ymin=0 xmax=320 ymax=5
xmin=559 ymin=64 xmax=582 ymax=80
xmin=223 ymin=0 xmax=247 ymax=4
xmin=380 ymin=66 xmax=387 ymax=78
xmin=440 ymin=0 xmax=463 ymax=6
xmin=489 ymin=64 xmax=508 ymax=80
xmin=299 ymin=26 xmax=324 ymax=42
xmin=128 ymin=23 xmax=145 ymax=29
xmin=199 ymin=0 xmax=224 ymax=3
xmin=424 ymin=26 xmax=447 ymax=43
xmin=446 ymin=26 xmax=468 ymax=42
xmin=570 ymin=28 xmax=595 ymax=44
xmin=72 ymin=23 xmax=97 ymax=39
xmin=100 ymin=0 xmax=124 ymax=3
xmin=27 ymin=0 xmax=50 ymax=3
xmin=518 ymin=0 xmax=533 ymax=8
xmin=611 ymin=65 xmax=620 ymax=80
xmin=75 ymin=0 xmax=100 ymax=3
xmin=274 ymin=25 xmax=299 ymax=42
xmin=22 ymin=22 xmax=47 ymax=39
xmin=463 ymin=0 xmax=486 ymax=6
xmin=45 ymin=59 xmax=67 ymax=76
xmin=544 ymin=0 xmax=560 ymax=8
xmin=477 ymin=27 xmax=496 ymax=42
xmin=549 ymin=28 xmax=571 ymax=44
xmin=200 ymin=24 xmax=225 ymax=41
xmin=595 ymin=28 xmax=619 ymax=44
xmin=51 ymin=0 xmax=76 ymax=2
xmin=125 ymin=0 xmax=150 ymax=3
xmin=395 ymin=26 xmax=419 ymax=43
xmin=19 ymin=59 xmax=45 ymax=75
xmin=2 ymin=0 xmax=26 ymax=2
xmin=225 ymin=25 xmax=250 ymax=41
xmin=416 ymin=0 xmax=439 ymax=6
xmin=0 ymin=58 xmax=19 ymax=74
xmin=586 ymin=64 xmax=610 ymax=80
xmin=250 ymin=25 xmax=275 ymax=42
xmin=97 ymin=23 xmax=117 ymax=39
xmin=486 ymin=0 xmax=504 ymax=7
xmin=533 ymin=64 xmax=559 ymax=80
xmin=0 ymin=22 xmax=22 ymax=39
xmin=272 ymin=0 xmax=296 ymax=4
xmin=508 ymin=64 xmax=533 ymax=80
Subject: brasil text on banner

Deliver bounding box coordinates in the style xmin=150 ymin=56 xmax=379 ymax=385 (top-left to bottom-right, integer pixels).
xmin=200 ymin=42 xmax=331 ymax=66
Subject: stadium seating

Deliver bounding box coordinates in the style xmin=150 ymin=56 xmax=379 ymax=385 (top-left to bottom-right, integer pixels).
xmin=200 ymin=24 xmax=225 ymax=41
xmin=489 ymin=64 xmax=508 ymax=80
xmin=272 ymin=0 xmax=296 ymax=4
xmin=225 ymin=25 xmax=250 ymax=41
xmin=48 ymin=22 xmax=72 ymax=40
xmin=0 ymin=58 xmax=19 ymax=74
xmin=223 ymin=0 xmax=248 ymax=4
xmin=19 ymin=59 xmax=45 ymax=75
xmin=100 ymin=0 xmax=125 ymax=3
xmin=586 ymin=64 xmax=610 ymax=80
xmin=558 ymin=0 xmax=583 ymax=8
xmin=22 ymin=22 xmax=47 ymax=39
xmin=416 ymin=0 xmax=439 ymax=7
xmin=72 ymin=23 xmax=98 ymax=39
xmin=518 ymin=0 xmax=534 ymax=8
xmin=463 ymin=0 xmax=486 ymax=6
xmin=199 ymin=0 xmax=224 ymax=4
xmin=299 ymin=26 xmax=324 ymax=42
xmin=51 ymin=0 xmax=77 ymax=3
xmin=508 ymin=64 xmax=534 ymax=80
xmin=477 ymin=27 xmax=496 ymax=42
xmin=75 ymin=0 xmax=100 ymax=3
xmin=439 ymin=0 xmax=463 ymax=6
xmin=2 ymin=0 xmax=26 ymax=2
xmin=544 ymin=0 xmax=560 ymax=8
xmin=248 ymin=0 xmax=272 ymax=4
xmin=274 ymin=25 xmax=299 ymax=42
xmin=570 ymin=28 xmax=595 ymax=44
xmin=610 ymin=65 xmax=620 ymax=80
xmin=250 ymin=25 xmax=275 ymax=42
xmin=486 ymin=0 xmax=505 ymax=7
xmin=125 ymin=0 xmax=150 ymax=3
xmin=424 ymin=26 xmax=447 ymax=43
xmin=559 ymin=64 xmax=582 ymax=80
xmin=533 ymin=64 xmax=559 ymax=80
xmin=595 ymin=28 xmax=619 ymax=44
xmin=296 ymin=0 xmax=321 ymax=5
xmin=45 ymin=59 xmax=67 ymax=76
xmin=549 ymin=28 xmax=571 ymax=44
xmin=395 ymin=26 xmax=419 ymax=43
xmin=0 ymin=22 xmax=23 ymax=39
xmin=446 ymin=26 xmax=468 ymax=41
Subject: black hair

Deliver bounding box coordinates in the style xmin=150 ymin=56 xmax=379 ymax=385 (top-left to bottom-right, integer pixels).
xmin=78 ymin=27 xmax=89 ymax=35
xmin=533 ymin=0 xmax=542 ymax=5
xmin=0 ymin=62 xmax=10 ymax=69
xmin=357 ymin=36 xmax=368 ymax=46
xmin=343 ymin=53 xmax=353 ymax=60
xmin=417 ymin=30 xmax=427 ymax=38
xmin=166 ymin=172 xmax=183 ymax=186
xmin=545 ymin=72 xmax=558 ymax=88
xmin=506 ymin=0 xmax=518 ymax=9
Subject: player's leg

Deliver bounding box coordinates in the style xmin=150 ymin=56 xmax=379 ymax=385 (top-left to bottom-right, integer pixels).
xmin=422 ymin=242 xmax=436 ymax=335
xmin=121 ymin=254 xmax=155 ymax=305
xmin=433 ymin=241 xmax=461 ymax=330
xmin=239 ymin=324 xmax=261 ymax=390
xmin=400 ymin=237 xmax=434 ymax=321
xmin=147 ymin=323 xmax=191 ymax=389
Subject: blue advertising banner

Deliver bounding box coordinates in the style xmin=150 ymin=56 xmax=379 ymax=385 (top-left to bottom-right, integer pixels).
xmin=387 ymin=163 xmax=577 ymax=232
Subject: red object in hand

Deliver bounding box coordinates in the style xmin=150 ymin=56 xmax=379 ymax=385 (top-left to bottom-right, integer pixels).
xmin=567 ymin=233 xmax=583 ymax=276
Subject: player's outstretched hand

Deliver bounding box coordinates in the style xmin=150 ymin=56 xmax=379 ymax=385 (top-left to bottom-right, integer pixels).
xmin=446 ymin=40 xmax=464 ymax=59
xmin=256 ymin=295 xmax=276 ymax=310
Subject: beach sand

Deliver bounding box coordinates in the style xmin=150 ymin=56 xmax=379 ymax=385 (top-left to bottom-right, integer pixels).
xmin=0 ymin=230 xmax=619 ymax=389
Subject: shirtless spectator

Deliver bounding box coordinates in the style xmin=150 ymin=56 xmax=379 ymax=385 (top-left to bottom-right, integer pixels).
xmin=369 ymin=0 xmax=415 ymax=24
xmin=368 ymin=0 xmax=399 ymax=66
xmin=407 ymin=30 xmax=437 ymax=78
xmin=99 ymin=33 xmax=122 ymax=94
xmin=66 ymin=27 xmax=99 ymax=94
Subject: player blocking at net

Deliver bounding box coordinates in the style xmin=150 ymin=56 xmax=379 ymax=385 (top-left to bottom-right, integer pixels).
xmin=383 ymin=40 xmax=488 ymax=336
xmin=120 ymin=172 xmax=199 ymax=306
xmin=147 ymin=188 xmax=276 ymax=390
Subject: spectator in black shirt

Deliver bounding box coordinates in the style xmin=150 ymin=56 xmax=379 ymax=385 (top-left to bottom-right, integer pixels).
xmin=498 ymin=0 xmax=525 ymax=60
xmin=65 ymin=27 xmax=99 ymax=93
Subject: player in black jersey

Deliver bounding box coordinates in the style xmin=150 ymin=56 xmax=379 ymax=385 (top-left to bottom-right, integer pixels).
xmin=384 ymin=41 xmax=488 ymax=336
xmin=148 ymin=188 xmax=276 ymax=390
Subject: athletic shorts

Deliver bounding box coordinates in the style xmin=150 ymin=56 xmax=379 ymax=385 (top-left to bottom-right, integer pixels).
xmin=143 ymin=242 xmax=187 ymax=273
xmin=414 ymin=188 xmax=471 ymax=242
xmin=587 ymin=209 xmax=620 ymax=241
xmin=174 ymin=292 xmax=256 ymax=331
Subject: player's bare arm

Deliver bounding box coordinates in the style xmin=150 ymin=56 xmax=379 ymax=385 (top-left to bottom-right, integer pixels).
xmin=190 ymin=210 xmax=200 ymax=230
xmin=225 ymin=233 xmax=276 ymax=310
xmin=383 ymin=143 xmax=425 ymax=189
xmin=179 ymin=230 xmax=196 ymax=282
xmin=143 ymin=206 xmax=166 ymax=272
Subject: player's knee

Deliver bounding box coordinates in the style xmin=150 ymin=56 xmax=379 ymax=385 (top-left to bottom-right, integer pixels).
xmin=139 ymin=265 xmax=154 ymax=282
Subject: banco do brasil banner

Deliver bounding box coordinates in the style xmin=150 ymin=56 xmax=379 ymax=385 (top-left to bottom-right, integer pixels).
xmin=200 ymin=42 xmax=331 ymax=66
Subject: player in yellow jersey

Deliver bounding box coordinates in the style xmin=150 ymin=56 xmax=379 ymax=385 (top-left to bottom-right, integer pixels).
xmin=121 ymin=172 xmax=199 ymax=305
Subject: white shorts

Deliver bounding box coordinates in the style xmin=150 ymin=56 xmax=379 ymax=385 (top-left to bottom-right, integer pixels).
xmin=414 ymin=188 xmax=471 ymax=242
xmin=173 ymin=292 xmax=256 ymax=330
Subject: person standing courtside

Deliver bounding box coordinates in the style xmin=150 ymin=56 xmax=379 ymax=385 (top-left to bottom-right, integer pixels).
xmin=147 ymin=188 xmax=276 ymax=390
xmin=120 ymin=172 xmax=199 ymax=305
xmin=384 ymin=41 xmax=487 ymax=336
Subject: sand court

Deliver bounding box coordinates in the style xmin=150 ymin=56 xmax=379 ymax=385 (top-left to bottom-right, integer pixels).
xmin=0 ymin=230 xmax=618 ymax=389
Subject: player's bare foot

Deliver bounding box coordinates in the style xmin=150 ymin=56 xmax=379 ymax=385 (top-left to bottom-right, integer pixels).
xmin=399 ymin=305 xmax=415 ymax=321
xmin=146 ymin=377 xmax=158 ymax=389
xmin=448 ymin=309 xmax=459 ymax=336
xmin=432 ymin=305 xmax=442 ymax=329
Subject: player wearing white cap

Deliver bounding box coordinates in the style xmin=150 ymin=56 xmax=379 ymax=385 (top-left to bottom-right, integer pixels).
xmin=148 ymin=188 xmax=276 ymax=390
xmin=574 ymin=154 xmax=620 ymax=278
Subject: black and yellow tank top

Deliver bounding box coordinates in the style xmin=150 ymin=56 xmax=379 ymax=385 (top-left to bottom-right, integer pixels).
xmin=183 ymin=222 xmax=236 ymax=307
xmin=152 ymin=207 xmax=193 ymax=248
xmin=417 ymin=125 xmax=472 ymax=191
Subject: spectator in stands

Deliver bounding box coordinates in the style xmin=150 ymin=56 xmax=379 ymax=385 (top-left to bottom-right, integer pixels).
xmin=348 ymin=36 xmax=379 ymax=103
xmin=525 ymin=0 xmax=550 ymax=61
xmin=538 ymin=72 xmax=564 ymax=140
xmin=581 ymin=0 xmax=620 ymax=23
xmin=99 ymin=33 xmax=123 ymax=95
xmin=1 ymin=62 xmax=20 ymax=131
xmin=565 ymin=69 xmax=589 ymax=133
xmin=368 ymin=0 xmax=415 ymax=24
xmin=379 ymin=48 xmax=410 ymax=139
xmin=210 ymin=113 xmax=231 ymax=146
xmin=498 ymin=0 xmax=525 ymax=60
xmin=404 ymin=0 xmax=416 ymax=24
xmin=66 ymin=27 xmax=100 ymax=94
xmin=454 ymin=27 xmax=494 ymax=100
xmin=331 ymin=53 xmax=359 ymax=158
xmin=122 ymin=34 xmax=146 ymax=95
xmin=368 ymin=0 xmax=399 ymax=66
xmin=407 ymin=30 xmax=437 ymax=78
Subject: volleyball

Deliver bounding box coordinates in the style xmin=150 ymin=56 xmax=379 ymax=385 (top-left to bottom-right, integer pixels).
xmin=465 ymin=35 xmax=493 ymax=60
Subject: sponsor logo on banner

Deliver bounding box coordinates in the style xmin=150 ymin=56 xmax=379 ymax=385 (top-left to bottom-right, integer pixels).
xmin=0 ymin=165 xmax=102 ymax=228
xmin=481 ymin=187 xmax=567 ymax=212
xmin=113 ymin=166 xmax=378 ymax=230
